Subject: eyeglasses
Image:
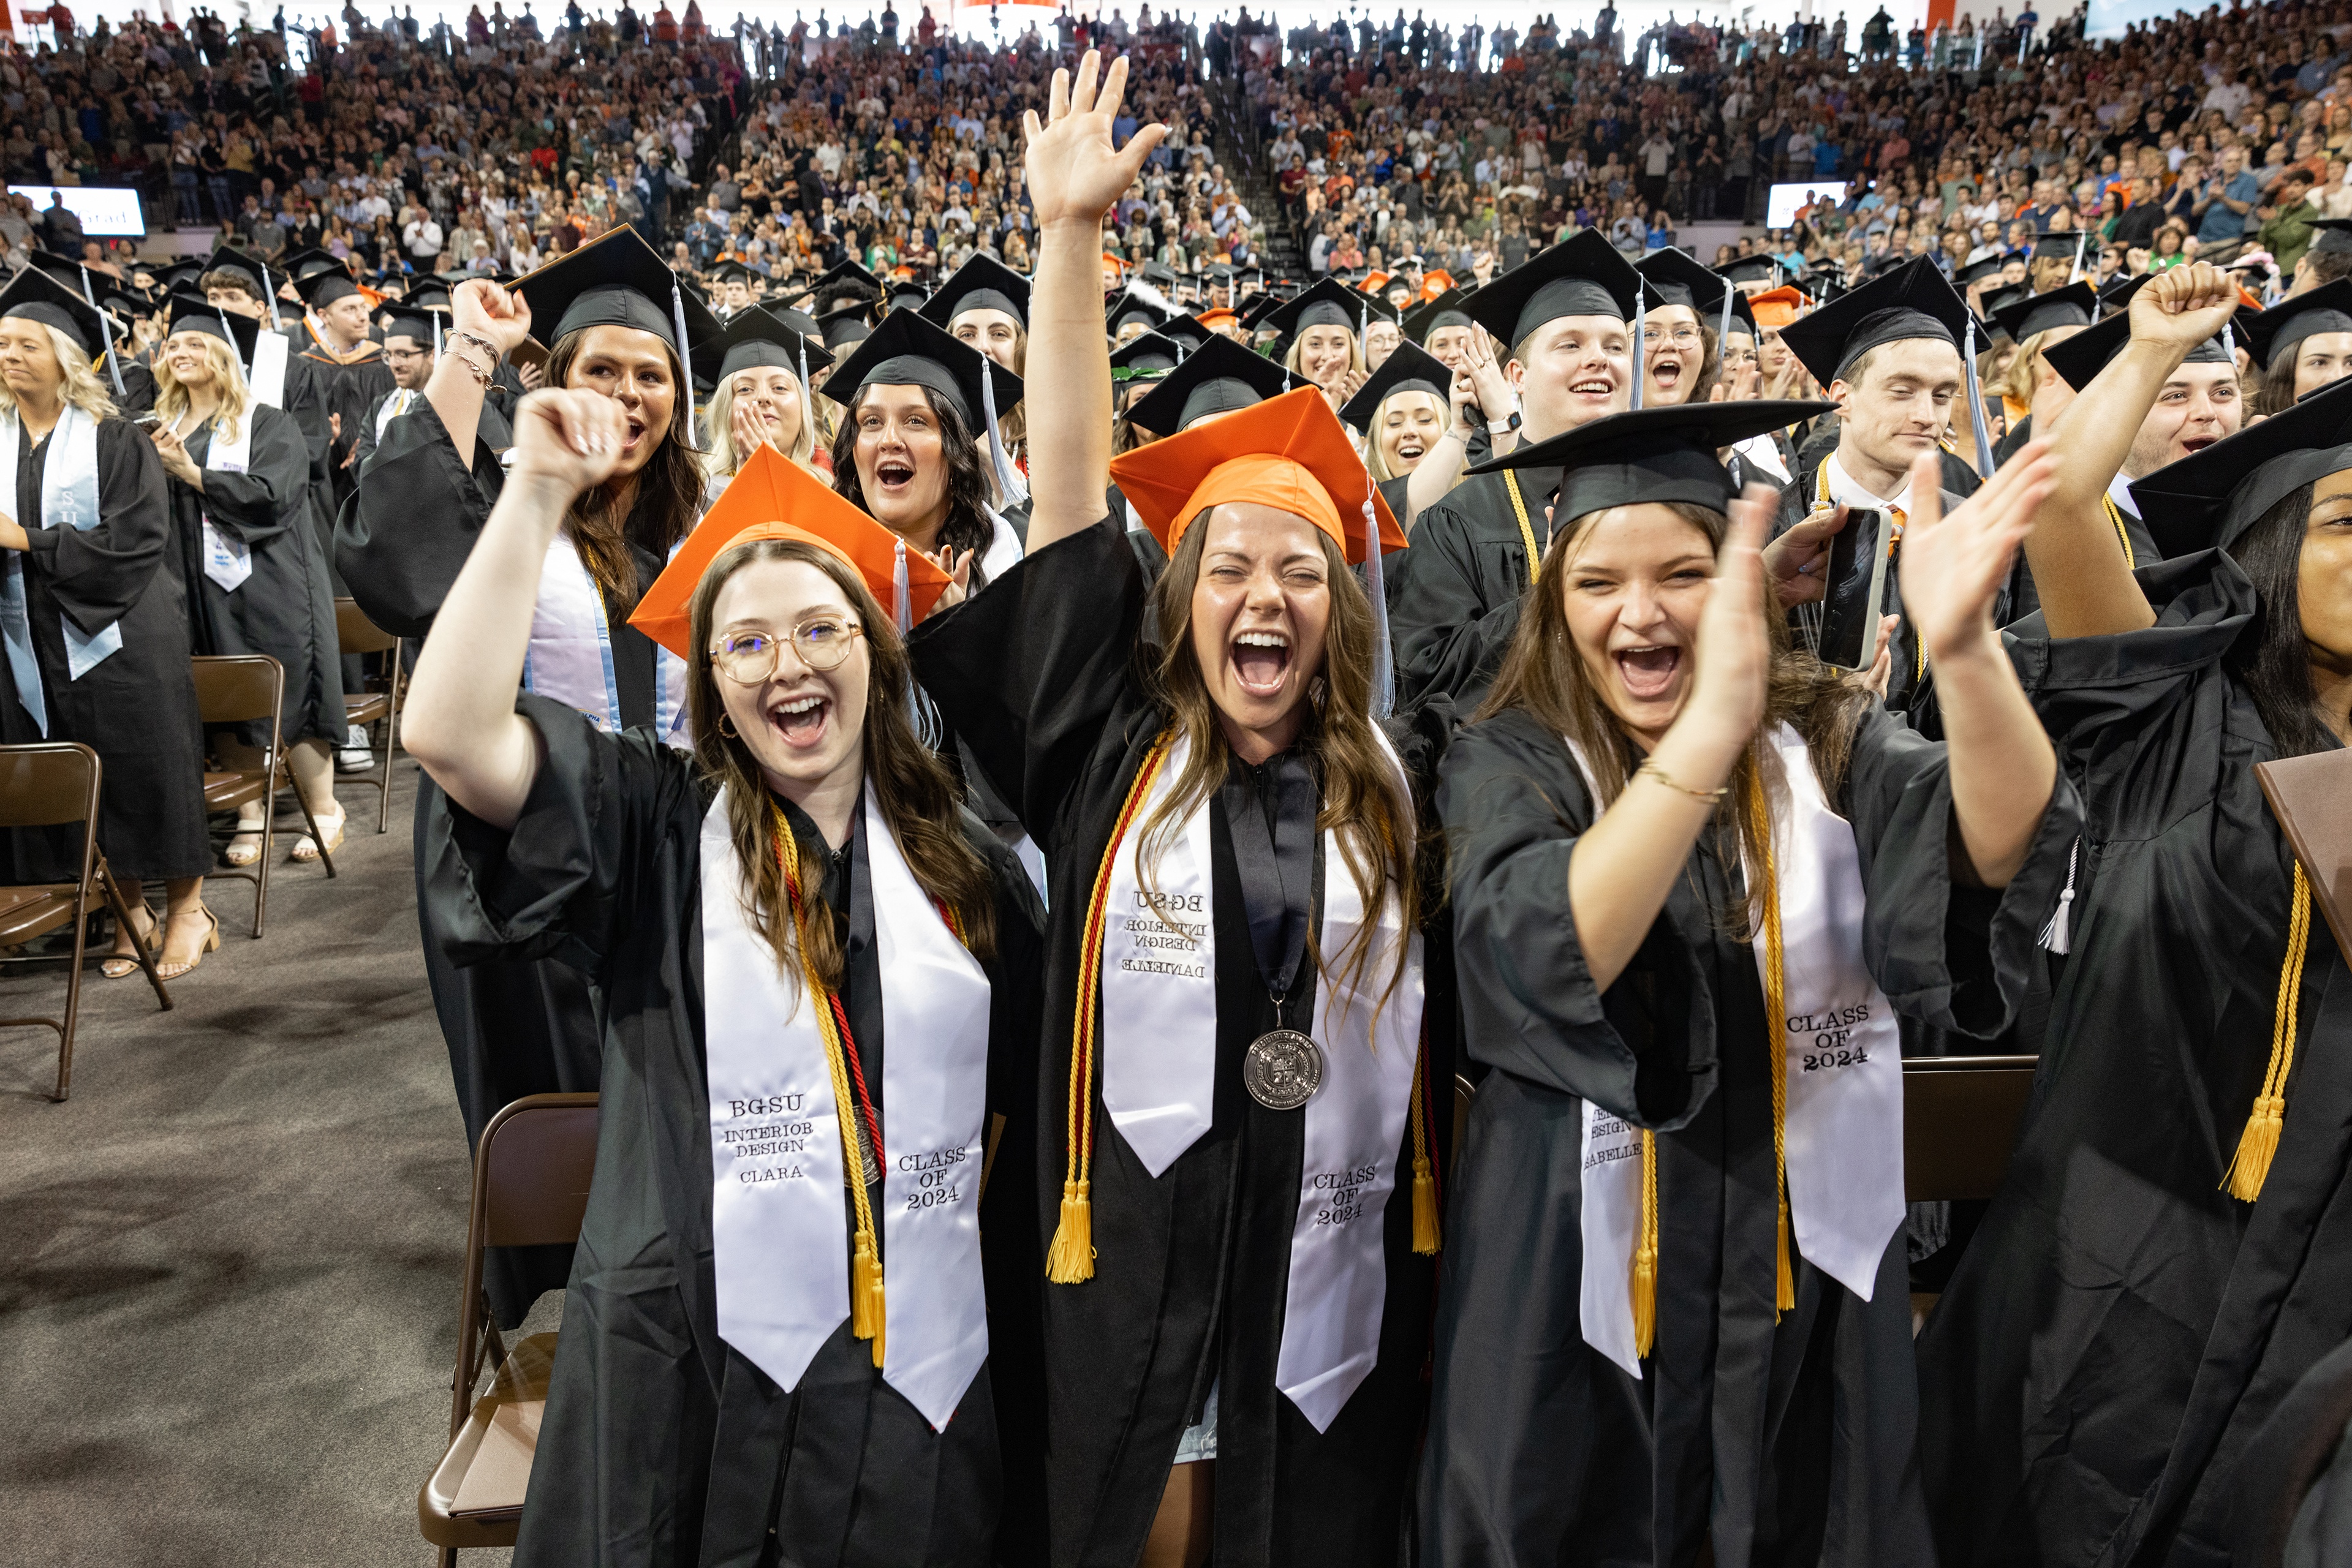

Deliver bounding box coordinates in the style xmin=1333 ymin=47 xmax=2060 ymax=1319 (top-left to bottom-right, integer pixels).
xmin=709 ymin=616 xmax=864 ymax=682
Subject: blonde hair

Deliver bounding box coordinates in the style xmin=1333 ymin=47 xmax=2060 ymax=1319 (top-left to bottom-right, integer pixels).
xmin=1284 ymin=325 xmax=1366 ymax=382
xmin=704 ymin=363 xmax=818 ymax=477
xmin=1364 ymin=387 xmax=1448 ymax=483
xmin=0 ymin=323 xmax=119 ymax=422
xmin=153 ymin=333 xmax=255 ymax=448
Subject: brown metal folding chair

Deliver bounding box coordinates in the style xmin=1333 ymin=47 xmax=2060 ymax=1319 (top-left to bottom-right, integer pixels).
xmin=335 ymin=597 xmax=406 ymax=834
xmin=0 ymin=742 xmax=173 ymax=1100
xmin=192 ymin=654 xmax=336 ymax=938
xmin=419 ymin=1092 xmax=599 ymax=1564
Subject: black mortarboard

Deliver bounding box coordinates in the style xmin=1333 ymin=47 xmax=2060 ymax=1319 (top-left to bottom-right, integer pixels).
xmin=817 ymin=303 xmax=872 ymax=350
xmin=711 ymin=260 xmax=758 ymax=285
xmin=0 ymin=265 xmax=116 ymax=358
xmin=1106 ymin=283 xmax=1176 ymax=337
xmin=1404 ymin=287 xmax=1475 ymax=344
xmin=820 ymin=307 xmax=1021 ymax=431
xmin=2029 ymin=230 xmax=2093 ymax=264
xmin=199 ymin=245 xmax=279 ymax=299
xmin=1125 ymin=332 xmax=1296 ymax=434
xmin=380 ymin=299 xmax=439 ymax=344
xmin=1979 ymin=283 xmax=2032 ymax=332
xmin=1339 ymin=340 xmax=1454 ymax=429
xmin=2043 ymin=298 xmax=2235 ymax=391
xmin=150 ymin=260 xmax=208 ymax=295
xmin=918 ymin=254 xmax=1030 ymax=332
xmin=1468 ymin=401 xmax=1836 ymax=524
xmin=163 ymin=290 xmax=262 ymax=362
xmin=1635 ymin=248 xmax=1730 ymax=317
xmin=510 ymin=227 xmax=717 ymax=362
xmin=2239 ymin=279 xmax=2352 ymax=371
xmin=2310 ymin=219 xmax=2352 ymax=258
xmin=1952 ymin=254 xmax=2007 ymax=290
xmin=1159 ymin=315 xmax=1214 ymax=356
xmin=1991 ymin=281 xmax=2098 ymax=344
xmin=1111 ymin=331 xmax=1185 ymax=382
xmin=1259 ymin=275 xmax=1396 ymax=342
xmin=690 ymin=303 xmax=833 ymax=391
xmin=1777 ymin=256 xmax=1973 ymax=386
xmin=279 ymin=246 xmax=348 ymax=284
xmin=886 ymin=277 xmax=931 ymax=312
xmin=2128 ymin=373 xmax=2352 ymax=555
xmin=1719 ymin=255 xmax=1785 ymax=288
xmin=808 ymin=259 xmax=884 ymax=311
xmin=290 ymin=260 xmax=370 ymax=309
xmin=1460 ymin=231 xmax=1643 ymax=353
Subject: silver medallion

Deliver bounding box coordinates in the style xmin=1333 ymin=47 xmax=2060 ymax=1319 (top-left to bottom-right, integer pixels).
xmin=1244 ymin=1029 xmax=1325 ymax=1111
xmin=844 ymin=1120 xmax=881 ymax=1189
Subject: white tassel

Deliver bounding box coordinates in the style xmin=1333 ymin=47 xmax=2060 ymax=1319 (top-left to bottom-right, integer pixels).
xmin=77 ymin=264 xmax=126 ymax=399
xmin=981 ymin=362 xmax=1027 ymax=505
xmin=1362 ymin=491 xmax=1393 ymax=718
xmin=2069 ymin=231 xmax=2085 ymax=284
xmin=892 ymin=536 xmax=912 ymax=634
xmin=1964 ymin=317 xmax=1995 ymax=478
xmin=259 ymin=260 xmax=282 ymax=333
xmin=2038 ymin=837 xmax=2079 ymax=955
xmin=1630 ymin=290 xmax=1646 ymax=410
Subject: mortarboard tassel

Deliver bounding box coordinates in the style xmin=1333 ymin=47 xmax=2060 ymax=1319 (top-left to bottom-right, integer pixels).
xmin=76 ymin=263 xmax=126 ymax=400
xmin=2069 ymin=231 xmax=2085 ymax=285
xmin=2223 ymin=863 xmax=2313 ymax=1203
xmin=1361 ymin=489 xmax=1393 ymax=718
xmin=433 ymin=312 xmax=442 ymax=360
xmin=670 ymin=279 xmax=697 ymax=447
xmin=1963 ymin=317 xmax=1995 ymax=478
xmin=980 ymin=360 xmax=1027 ymax=505
xmin=2038 ymin=837 xmax=2078 ymax=955
xmin=259 ymin=260 xmax=282 ymax=333
xmin=1715 ymin=276 xmax=1735 ymax=387
xmin=1630 ymin=289 xmax=1646 ymax=412
xmin=798 ymin=332 xmax=810 ymax=402
xmin=892 ymin=536 xmax=912 ymax=635
xmin=2225 ymin=320 xmax=2241 ymax=363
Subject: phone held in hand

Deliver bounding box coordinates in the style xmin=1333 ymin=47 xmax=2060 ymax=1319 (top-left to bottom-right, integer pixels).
xmin=132 ymin=413 xmax=162 ymax=429
xmin=1817 ymin=507 xmax=1894 ymax=671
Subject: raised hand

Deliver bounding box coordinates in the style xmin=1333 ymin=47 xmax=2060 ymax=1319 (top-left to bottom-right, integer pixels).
xmin=1680 ymin=482 xmax=1775 ymax=758
xmin=2127 ymin=260 xmax=2238 ymax=354
xmin=1899 ymin=442 xmax=2057 ymax=663
xmin=451 ymin=276 xmax=534 ymax=357
xmin=1022 ymin=51 xmax=1171 ymax=232
xmin=729 ymin=394 xmax=774 ymax=462
xmin=507 ymin=387 xmax=626 ymax=497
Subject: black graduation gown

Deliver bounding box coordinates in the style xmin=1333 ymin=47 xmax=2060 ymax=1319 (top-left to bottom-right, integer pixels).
xmin=1386 ymin=463 xmax=1562 ymax=712
xmin=277 ymin=351 xmax=338 ymax=577
xmin=909 ymin=517 xmax=1438 ymax=1568
xmin=429 ymin=695 xmax=1046 ymax=1568
xmin=1 ymin=416 xmax=208 ymax=884
xmin=165 ymin=405 xmax=347 ymax=748
xmin=300 ymin=346 xmax=395 ymax=557
xmin=1915 ymin=552 xmax=2352 ymax=1568
xmin=346 ymin=396 xmax=676 ymax=1325
xmin=1421 ymin=703 xmax=2082 ymax=1568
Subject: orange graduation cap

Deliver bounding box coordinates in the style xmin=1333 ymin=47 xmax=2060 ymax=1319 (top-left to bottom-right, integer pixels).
xmin=1747 ymin=284 xmax=1807 ymax=329
xmin=628 ymin=445 xmax=953 ymax=657
xmin=1110 ymin=385 xmax=1404 ymax=564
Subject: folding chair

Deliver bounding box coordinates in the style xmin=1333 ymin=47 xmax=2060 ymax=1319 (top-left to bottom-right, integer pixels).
xmin=0 ymin=742 xmax=173 ymax=1100
xmin=192 ymin=654 xmax=336 ymax=939
xmin=335 ymin=597 xmax=406 ymax=834
xmin=420 ymin=1092 xmax=599 ymax=1564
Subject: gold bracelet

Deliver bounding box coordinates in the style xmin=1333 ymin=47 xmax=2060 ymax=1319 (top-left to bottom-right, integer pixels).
xmin=1635 ymin=758 xmax=1729 ymax=804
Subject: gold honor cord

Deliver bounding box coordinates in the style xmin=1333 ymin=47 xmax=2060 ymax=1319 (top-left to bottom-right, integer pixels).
xmin=1047 ymin=735 xmax=1174 ymax=1284
xmin=773 ymin=805 xmax=887 ymax=1365
xmin=2224 ymin=862 xmax=2313 ymax=1202
xmin=1744 ymin=772 xmax=1798 ymax=1315
xmin=2101 ymin=493 xmax=2138 ymax=569
xmin=1632 ymin=1128 xmax=1658 ymax=1357
xmin=1504 ymin=469 xmax=1542 ymax=587
xmin=1407 ymin=1028 xmax=1440 ymax=1256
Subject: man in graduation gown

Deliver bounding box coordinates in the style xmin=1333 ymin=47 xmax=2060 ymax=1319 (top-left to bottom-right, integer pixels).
xmin=288 ymin=259 xmax=396 ymax=564
xmin=350 ymin=292 xmax=452 ymax=477
xmin=1386 ymin=232 xmax=1643 ymax=711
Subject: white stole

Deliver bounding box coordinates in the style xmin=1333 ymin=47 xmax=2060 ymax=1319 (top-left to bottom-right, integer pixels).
xmin=248 ymin=328 xmax=290 ymax=408
xmin=199 ymin=407 xmax=256 ymax=592
xmin=979 ymin=505 xmax=1023 ymax=581
xmin=701 ymin=782 xmax=994 ymax=1429
xmin=520 ymin=533 xmax=690 ymax=748
xmin=1099 ymin=728 xmax=1426 ymax=1431
xmin=0 ymin=405 xmax=121 ymax=735
xmin=1573 ymin=723 xmax=1904 ymax=1379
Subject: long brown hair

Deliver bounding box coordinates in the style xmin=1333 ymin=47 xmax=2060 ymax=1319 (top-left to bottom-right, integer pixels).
xmin=1476 ymin=500 xmax=1875 ymax=936
xmin=826 ymin=383 xmax=1000 ymax=584
xmin=548 ymin=327 xmax=705 ymax=608
xmin=686 ymin=538 xmax=998 ymax=992
xmin=1134 ymin=515 xmax=1418 ymax=1007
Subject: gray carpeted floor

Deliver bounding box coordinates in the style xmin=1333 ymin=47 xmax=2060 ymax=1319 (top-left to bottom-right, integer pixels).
xmin=0 ymin=759 xmax=549 ymax=1567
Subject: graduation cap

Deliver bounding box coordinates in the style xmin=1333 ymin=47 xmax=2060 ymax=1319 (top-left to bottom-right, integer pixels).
xmin=510 ymin=225 xmax=719 ymax=365
xmin=1194 ymin=307 xmax=1242 ymax=336
xmin=1111 ymin=331 xmax=1186 ymax=383
xmin=918 ymin=254 xmax=1030 ymax=331
xmin=162 ymin=290 xmax=262 ymax=363
xmin=197 ymin=245 xmax=278 ymax=298
xmin=290 ymin=261 xmax=376 ymax=311
xmin=1159 ymin=315 xmax=1214 ymax=356
xmin=2239 ymin=279 xmax=2352 ymax=371
xmin=1109 ymin=384 xmax=1403 ymax=565
xmin=691 ymin=303 xmax=834 ymax=394
xmin=1635 ymin=249 xmax=1731 ymax=318
xmin=380 ymin=283 xmax=449 ymax=347
xmin=1459 ymin=231 xmax=1643 ymax=354
xmin=1777 ymin=255 xmax=1972 ymax=387
xmin=1978 ymin=283 xmax=2032 ymax=333
xmin=2310 ymin=219 xmax=2352 ymax=259
xmin=628 ymin=444 xmax=955 ymax=650
xmin=2043 ymin=296 xmax=2235 ymax=391
xmin=885 ymin=277 xmax=931 ymax=313
xmin=0 ymin=265 xmax=119 ymax=360
xmin=1403 ymin=287 xmax=1474 ymax=345
xmin=1106 ymin=284 xmax=1176 ymax=338
xmin=1952 ymin=254 xmax=2007 ymax=291
xmin=149 ymin=260 xmax=208 ymax=296
xmin=279 ymin=246 xmax=349 ymax=285
xmin=1467 ymin=401 xmax=1835 ymax=527
xmin=1990 ymin=281 xmax=2098 ymax=344
xmin=815 ymin=301 xmax=873 ymax=350
xmin=807 ymin=258 xmax=884 ymax=310
xmin=1338 ymin=340 xmax=1454 ymax=430
xmin=823 ymin=307 xmax=1023 ymax=457
xmin=1261 ymin=276 xmax=1401 ymax=346
xmin=710 ymin=260 xmax=760 ymax=286
xmin=2127 ymin=372 xmax=2352 ymax=556
xmin=1747 ymin=285 xmax=1807 ymax=330
xmin=2026 ymin=230 xmax=2092 ymax=267
xmin=1125 ymin=332 xmax=1296 ymax=434
xmin=1720 ymin=255 xmax=1785 ymax=289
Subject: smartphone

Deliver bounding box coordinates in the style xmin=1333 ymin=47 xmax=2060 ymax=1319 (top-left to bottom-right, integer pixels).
xmin=132 ymin=413 xmax=161 ymax=429
xmin=1817 ymin=507 xmax=1894 ymax=671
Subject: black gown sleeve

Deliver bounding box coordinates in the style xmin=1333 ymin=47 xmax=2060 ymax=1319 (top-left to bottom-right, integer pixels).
xmin=428 ymin=692 xmax=701 ymax=977
xmin=336 ymin=393 xmax=505 ymax=638
xmin=1389 ymin=491 xmax=1526 ymax=709
xmin=1439 ymin=708 xmax=1720 ymax=1128
xmin=18 ymin=418 xmax=174 ymax=636
xmin=907 ymin=513 xmax=1148 ymax=848
xmin=186 ymin=405 xmax=313 ymax=548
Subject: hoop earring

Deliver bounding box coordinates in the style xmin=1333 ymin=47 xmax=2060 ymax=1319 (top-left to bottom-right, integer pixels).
xmin=717 ymin=713 xmax=739 ymax=738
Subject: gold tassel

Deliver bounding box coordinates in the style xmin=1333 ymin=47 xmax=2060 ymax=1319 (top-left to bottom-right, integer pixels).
xmin=1748 ymin=772 xmax=1798 ymax=1321
xmin=1046 ymin=1178 xmax=1095 ymax=1283
xmin=1630 ymin=1129 xmax=1658 ymax=1357
xmin=1775 ymin=1197 xmax=1796 ymax=1312
xmin=2223 ymin=863 xmax=2312 ymax=1203
xmin=1411 ymin=1155 xmax=1440 ymax=1256
xmin=851 ymin=1226 xmax=885 ymax=1361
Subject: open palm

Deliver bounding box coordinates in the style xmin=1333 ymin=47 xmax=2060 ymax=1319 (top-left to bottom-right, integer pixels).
xmin=1900 ymin=442 xmax=2057 ymax=661
xmin=1023 ymin=51 xmax=1170 ymax=230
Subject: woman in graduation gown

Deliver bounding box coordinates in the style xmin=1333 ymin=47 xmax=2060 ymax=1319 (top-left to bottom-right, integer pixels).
xmin=402 ymin=397 xmax=1046 ymax=1568
xmin=1916 ymin=264 xmax=2352 ymax=1568
xmin=1422 ymin=402 xmax=2083 ymax=1567
xmin=911 ymin=59 xmax=1442 ymax=1568
xmin=0 ymin=269 xmax=213 ymax=978
xmin=697 ymin=304 xmax=831 ymax=502
xmin=1340 ymin=339 xmax=1467 ymax=535
xmin=150 ymin=293 xmax=350 ymax=865
xmin=339 ymin=227 xmax=720 ymax=1329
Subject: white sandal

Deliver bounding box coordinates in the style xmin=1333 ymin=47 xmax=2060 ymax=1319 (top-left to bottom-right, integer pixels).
xmin=292 ymin=807 xmax=346 ymax=864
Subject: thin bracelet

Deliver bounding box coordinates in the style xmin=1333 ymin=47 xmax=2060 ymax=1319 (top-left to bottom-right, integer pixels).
xmin=447 ymin=327 xmax=501 ymax=359
xmin=1635 ymin=758 xmax=1729 ymax=804
xmin=452 ymin=349 xmax=495 ymax=387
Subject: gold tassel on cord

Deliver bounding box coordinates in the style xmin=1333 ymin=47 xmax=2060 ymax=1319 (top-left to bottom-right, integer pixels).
xmin=1631 ymin=1129 xmax=1659 ymax=1357
xmin=852 ymin=1228 xmax=886 ymax=1365
xmin=1747 ymin=773 xmax=1799 ymax=1317
xmin=1407 ymin=1030 xmax=1440 ymax=1256
xmin=1046 ymin=1178 xmax=1096 ymax=1283
xmin=2223 ymin=863 xmax=2312 ymax=1203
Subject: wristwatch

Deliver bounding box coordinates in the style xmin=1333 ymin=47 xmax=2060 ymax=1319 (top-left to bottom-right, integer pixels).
xmin=1486 ymin=411 xmax=1521 ymax=435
